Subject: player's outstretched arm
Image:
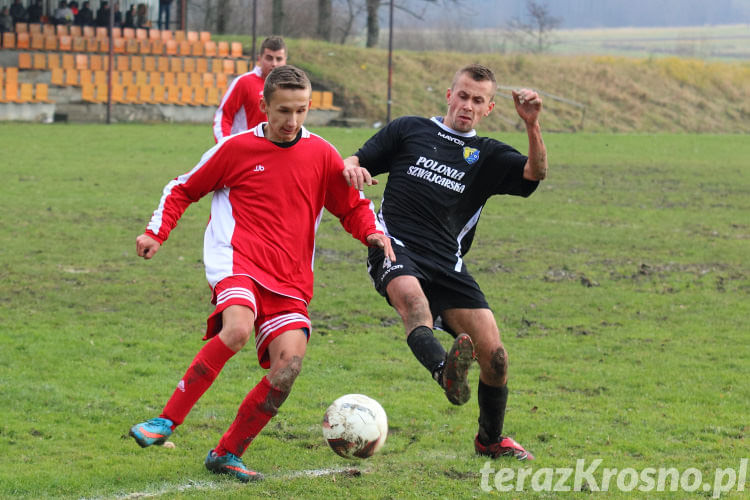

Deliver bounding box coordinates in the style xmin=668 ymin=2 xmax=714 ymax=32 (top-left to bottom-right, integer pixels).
xmin=136 ymin=233 xmax=161 ymax=259
xmin=366 ymin=233 xmax=396 ymax=262
xmin=343 ymin=155 xmax=379 ymax=190
xmin=513 ymin=88 xmax=548 ymax=181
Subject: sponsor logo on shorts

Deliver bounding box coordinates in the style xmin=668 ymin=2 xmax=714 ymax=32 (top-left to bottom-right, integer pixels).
xmin=177 ymin=379 xmax=185 ymax=392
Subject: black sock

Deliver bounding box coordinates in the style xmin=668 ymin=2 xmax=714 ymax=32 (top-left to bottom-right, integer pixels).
xmin=406 ymin=326 xmax=446 ymax=383
xmin=477 ymin=380 xmax=508 ymax=445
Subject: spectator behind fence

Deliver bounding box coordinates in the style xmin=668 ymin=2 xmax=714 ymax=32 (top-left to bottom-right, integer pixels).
xmin=135 ymin=3 xmax=150 ymax=28
xmin=75 ymin=0 xmax=94 ymax=26
xmin=157 ymin=0 xmax=171 ymax=30
xmin=54 ymin=0 xmax=75 ymax=25
xmin=0 ymin=6 xmax=13 ymax=34
xmin=95 ymin=0 xmax=109 ymax=26
xmin=113 ymin=0 xmax=122 ymax=26
xmin=10 ymin=0 xmax=26 ymax=25
xmin=27 ymin=0 xmax=42 ymax=23
xmin=123 ymin=4 xmax=135 ymax=28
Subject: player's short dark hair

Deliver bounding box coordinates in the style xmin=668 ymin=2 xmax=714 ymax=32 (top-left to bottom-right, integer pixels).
xmin=263 ymin=65 xmax=311 ymax=103
xmin=260 ymin=36 xmax=287 ymax=56
xmin=452 ymin=64 xmax=497 ymax=99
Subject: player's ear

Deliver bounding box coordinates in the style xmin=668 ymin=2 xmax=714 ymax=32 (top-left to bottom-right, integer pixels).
xmin=259 ymin=96 xmax=268 ymax=114
xmin=485 ymin=101 xmax=495 ymax=116
xmin=446 ymin=88 xmax=452 ymax=101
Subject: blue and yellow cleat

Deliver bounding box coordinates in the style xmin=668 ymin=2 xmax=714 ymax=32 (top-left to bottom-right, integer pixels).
xmin=205 ymin=449 xmax=263 ymax=483
xmin=129 ymin=417 xmax=173 ymax=448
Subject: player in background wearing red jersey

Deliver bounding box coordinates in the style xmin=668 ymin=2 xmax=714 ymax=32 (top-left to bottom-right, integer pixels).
xmin=129 ymin=65 xmax=395 ymax=483
xmin=212 ymin=36 xmax=287 ymax=143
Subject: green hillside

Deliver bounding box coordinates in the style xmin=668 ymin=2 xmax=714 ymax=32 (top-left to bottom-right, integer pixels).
xmin=226 ymin=37 xmax=750 ymax=134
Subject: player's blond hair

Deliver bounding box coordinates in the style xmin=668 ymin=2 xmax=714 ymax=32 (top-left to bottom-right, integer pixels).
xmin=452 ymin=64 xmax=497 ymax=101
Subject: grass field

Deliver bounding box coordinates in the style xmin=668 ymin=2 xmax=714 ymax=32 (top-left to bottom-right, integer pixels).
xmin=0 ymin=123 xmax=748 ymax=499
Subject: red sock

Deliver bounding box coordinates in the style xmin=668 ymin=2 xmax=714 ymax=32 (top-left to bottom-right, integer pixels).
xmin=160 ymin=336 xmax=236 ymax=427
xmin=215 ymin=376 xmax=289 ymax=457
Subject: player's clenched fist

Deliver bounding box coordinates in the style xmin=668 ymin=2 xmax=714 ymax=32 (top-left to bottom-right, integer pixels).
xmin=136 ymin=233 xmax=161 ymax=259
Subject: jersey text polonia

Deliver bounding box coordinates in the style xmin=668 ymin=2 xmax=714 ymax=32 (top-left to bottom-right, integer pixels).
xmin=407 ymin=155 xmax=466 ymax=193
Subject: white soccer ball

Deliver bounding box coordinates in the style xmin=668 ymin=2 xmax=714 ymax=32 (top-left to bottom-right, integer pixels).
xmin=322 ymin=394 xmax=388 ymax=459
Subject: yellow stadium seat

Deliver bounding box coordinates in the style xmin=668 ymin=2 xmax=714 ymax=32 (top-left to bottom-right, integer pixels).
xmin=18 ymin=52 xmax=32 ymax=69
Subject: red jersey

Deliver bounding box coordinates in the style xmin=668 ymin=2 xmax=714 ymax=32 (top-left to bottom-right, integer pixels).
xmin=145 ymin=124 xmax=383 ymax=303
xmin=213 ymin=66 xmax=266 ymax=142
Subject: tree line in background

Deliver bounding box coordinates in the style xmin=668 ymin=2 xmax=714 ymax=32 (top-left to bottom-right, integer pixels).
xmin=188 ymin=0 xmax=561 ymax=53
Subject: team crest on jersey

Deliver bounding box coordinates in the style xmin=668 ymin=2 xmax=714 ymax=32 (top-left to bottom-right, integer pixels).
xmin=463 ymin=147 xmax=480 ymax=165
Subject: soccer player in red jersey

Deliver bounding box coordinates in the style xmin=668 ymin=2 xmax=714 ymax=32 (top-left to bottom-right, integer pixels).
xmin=130 ymin=65 xmax=395 ymax=482
xmin=212 ymin=36 xmax=287 ymax=143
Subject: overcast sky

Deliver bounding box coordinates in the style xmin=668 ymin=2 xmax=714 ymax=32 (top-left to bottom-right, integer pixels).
xmin=413 ymin=0 xmax=750 ymax=29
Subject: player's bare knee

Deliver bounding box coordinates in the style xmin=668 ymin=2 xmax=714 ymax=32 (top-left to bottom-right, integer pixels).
xmin=488 ymin=346 xmax=508 ymax=385
xmin=219 ymin=323 xmax=252 ymax=351
xmin=269 ymin=355 xmax=303 ymax=393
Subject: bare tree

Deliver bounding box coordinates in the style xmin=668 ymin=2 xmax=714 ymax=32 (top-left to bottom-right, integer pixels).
xmin=505 ymin=0 xmax=561 ymax=53
xmin=363 ymin=1 xmax=462 ymax=48
xmin=317 ymin=0 xmax=332 ymax=40
xmin=272 ymin=0 xmax=284 ymax=34
xmin=334 ymin=0 xmax=366 ymax=44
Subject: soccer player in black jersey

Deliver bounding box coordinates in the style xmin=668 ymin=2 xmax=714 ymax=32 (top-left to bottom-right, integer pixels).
xmin=343 ymin=64 xmax=547 ymax=461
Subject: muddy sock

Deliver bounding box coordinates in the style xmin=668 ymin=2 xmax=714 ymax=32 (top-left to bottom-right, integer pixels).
xmin=406 ymin=325 xmax=446 ymax=384
xmin=477 ymin=380 xmax=508 ymax=445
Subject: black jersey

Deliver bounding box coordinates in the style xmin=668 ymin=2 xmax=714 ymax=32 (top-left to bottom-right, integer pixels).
xmin=355 ymin=116 xmax=539 ymax=271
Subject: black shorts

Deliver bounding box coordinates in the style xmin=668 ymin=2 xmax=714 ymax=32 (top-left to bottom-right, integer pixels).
xmin=367 ymin=243 xmax=490 ymax=331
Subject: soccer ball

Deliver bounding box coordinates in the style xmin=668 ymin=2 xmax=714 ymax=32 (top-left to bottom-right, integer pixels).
xmin=322 ymin=394 xmax=388 ymax=459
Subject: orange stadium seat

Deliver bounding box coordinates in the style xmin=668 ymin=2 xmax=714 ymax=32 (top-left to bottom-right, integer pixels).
xmin=157 ymin=56 xmax=169 ymax=72
xmin=149 ymin=39 xmax=163 ymax=55
xmin=166 ymin=85 xmax=180 ymax=104
xmin=75 ymin=54 xmax=88 ymax=70
xmin=138 ymin=39 xmax=152 ymax=54
xmin=178 ymin=41 xmax=191 ymax=56
xmin=117 ymin=55 xmax=129 ymax=71
xmin=159 ymin=30 xmax=172 ymax=41
xmin=121 ymin=70 xmax=134 ymax=85
xmin=165 ymin=39 xmax=177 ymax=56
xmin=3 ymin=32 xmax=16 ymax=49
xmin=56 ymin=24 xmax=68 ymax=36
xmin=64 ymin=68 xmax=78 ymax=86
xmin=192 ymin=85 xmax=206 ymax=106
xmin=152 ymin=84 xmax=166 ymax=103
xmin=15 ymin=22 xmax=29 ymax=32
xmin=50 ymin=67 xmax=64 ymax=86
xmin=93 ymin=83 xmax=108 ymax=102
xmin=47 ymin=53 xmax=60 ymax=68
xmin=206 ymin=86 xmax=220 ymax=106
xmin=203 ymin=41 xmax=216 ymax=58
xmin=131 ymin=55 xmax=143 ymax=71
xmin=33 ymin=53 xmax=46 ymax=70
xmin=230 ymin=42 xmax=242 ymax=58
xmin=16 ymin=32 xmax=30 ymax=49
xmin=122 ymin=27 xmax=135 ymax=39
xmin=30 ymin=33 xmax=44 ymax=50
xmin=72 ymin=36 xmax=86 ymax=52
xmin=96 ymin=27 xmax=107 ymax=38
xmin=62 ymin=54 xmax=74 ymax=69
xmin=199 ymin=31 xmax=210 ymax=42
xmin=83 ymin=26 xmax=95 ymax=38
xmin=81 ymin=82 xmax=96 ymax=102
xmin=42 ymin=24 xmax=55 ymax=36
xmin=34 ymin=83 xmax=52 ymax=102
xmin=310 ymin=91 xmax=322 ymax=109
xmin=201 ymin=72 xmax=214 ymax=88
xmin=162 ymin=71 xmax=175 ymax=86
xmin=216 ymin=72 xmax=227 ymax=91
xmin=217 ymin=41 xmax=229 ymax=58
xmin=126 ymin=39 xmax=139 ymax=54
xmin=183 ymin=58 xmax=195 ymax=73
xmin=59 ymin=35 xmax=72 ymax=51
xmin=195 ymin=58 xmax=208 ymax=74
xmin=210 ymin=58 xmax=222 ymax=74
xmin=176 ymin=71 xmax=188 ymax=87
xmin=18 ymin=52 xmax=32 ymax=69
xmin=113 ymin=38 xmax=125 ymax=54
xmin=149 ymin=29 xmax=161 ymax=40
xmin=94 ymin=70 xmax=107 ymax=86
xmin=19 ymin=82 xmax=34 ymax=102
xmin=222 ymin=59 xmax=234 ymax=75
xmin=79 ymin=69 xmax=92 ymax=85
xmin=143 ymin=56 xmax=156 ymax=72
xmin=148 ymin=71 xmax=160 ymax=85
xmin=70 ymin=25 xmax=82 ymax=37
xmin=173 ymin=30 xmax=185 ymax=42
xmin=44 ymin=35 xmax=57 ymax=51
xmin=186 ymin=31 xmax=198 ymax=42
xmin=5 ymin=67 xmax=18 ymax=82
xmin=170 ymin=57 xmax=182 ymax=73
xmin=235 ymin=59 xmax=248 ymax=74
xmin=138 ymin=84 xmax=153 ymax=102
xmin=85 ymin=36 xmax=98 ymax=52
xmin=5 ymin=82 xmax=20 ymax=102
xmin=29 ymin=23 xmax=41 ymax=34
xmin=134 ymin=71 xmax=147 ymax=85
xmin=191 ymin=41 xmax=203 ymax=57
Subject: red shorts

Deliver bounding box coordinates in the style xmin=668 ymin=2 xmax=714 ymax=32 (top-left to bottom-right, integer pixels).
xmin=205 ymin=275 xmax=311 ymax=369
